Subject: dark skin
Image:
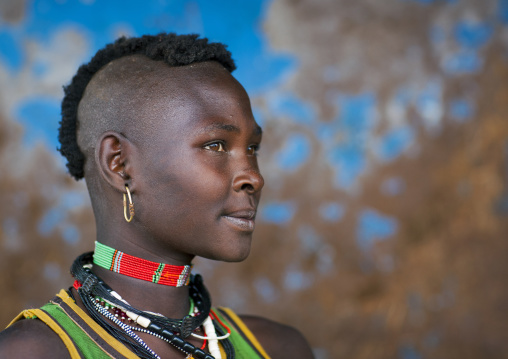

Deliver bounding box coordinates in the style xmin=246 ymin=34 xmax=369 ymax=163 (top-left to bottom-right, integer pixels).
xmin=0 ymin=57 xmax=314 ymax=358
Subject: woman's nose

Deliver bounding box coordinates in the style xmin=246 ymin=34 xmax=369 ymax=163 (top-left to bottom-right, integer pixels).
xmin=232 ymin=168 xmax=264 ymax=194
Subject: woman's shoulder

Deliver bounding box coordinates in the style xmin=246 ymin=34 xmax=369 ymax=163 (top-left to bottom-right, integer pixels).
xmin=0 ymin=319 xmax=70 ymax=359
xmin=239 ymin=314 xmax=315 ymax=359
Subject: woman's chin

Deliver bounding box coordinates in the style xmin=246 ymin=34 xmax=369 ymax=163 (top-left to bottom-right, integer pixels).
xmin=204 ymin=245 xmax=251 ymax=263
xmin=223 ymin=250 xmax=251 ymax=263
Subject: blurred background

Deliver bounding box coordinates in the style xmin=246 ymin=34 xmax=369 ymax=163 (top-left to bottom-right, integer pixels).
xmin=1 ymin=0 xmax=508 ymax=358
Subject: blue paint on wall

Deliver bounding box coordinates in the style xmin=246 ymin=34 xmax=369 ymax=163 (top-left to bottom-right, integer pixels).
xmin=399 ymin=345 xmax=423 ymax=359
xmin=32 ymin=60 xmax=50 ymax=77
xmin=60 ymin=191 xmax=87 ymax=210
xmin=381 ymin=177 xmax=406 ymax=196
xmin=298 ymin=225 xmax=322 ymax=252
xmin=1 ymin=0 xmax=295 ymax=156
xmin=3 ymin=218 xmax=20 ymax=250
xmin=268 ymin=92 xmax=315 ymax=124
xmin=284 ymin=268 xmax=313 ymax=291
xmin=37 ymin=190 xmax=87 ymax=239
xmin=454 ymin=20 xmax=493 ymax=49
xmin=357 ymin=209 xmax=398 ymax=250
xmin=337 ymin=92 xmax=377 ymax=133
xmin=254 ymin=277 xmax=278 ymax=303
xmin=322 ymin=65 xmax=342 ymax=83
xmin=252 ymin=108 xmax=266 ymax=127
xmin=259 ymin=201 xmax=296 ymax=224
xmin=197 ymin=0 xmax=297 ymax=93
xmin=317 ymin=245 xmax=336 ymax=274
xmin=275 ymin=133 xmax=311 ymax=171
xmin=429 ymin=25 xmax=445 ymax=46
xmin=319 ymin=202 xmax=345 ymax=222
xmin=19 ymin=0 xmax=206 ymax=44
xmin=415 ymin=79 xmax=443 ymax=127
xmin=378 ymin=126 xmax=415 ymax=162
xmin=0 ymin=0 xmax=293 ymax=91
xmin=442 ymin=49 xmax=483 ymax=74
xmin=38 ymin=207 xmax=65 ymax=236
xmin=321 ymin=92 xmax=377 ymax=189
xmin=14 ymin=97 xmax=60 ymax=149
xmin=297 ymin=225 xmax=336 ymax=274
xmin=394 ymin=86 xmax=412 ymax=106
xmin=500 ymin=0 xmax=508 ymax=24
xmin=61 ymin=224 xmax=80 ymax=245
xmin=449 ymin=98 xmax=474 ymax=122
xmin=0 ymin=30 xmax=24 ymax=71
xmin=316 ymin=121 xmax=339 ymax=144
xmin=328 ymin=143 xmax=367 ymax=189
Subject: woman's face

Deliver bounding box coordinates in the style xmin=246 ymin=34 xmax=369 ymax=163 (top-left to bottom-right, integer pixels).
xmin=127 ymin=61 xmax=264 ymax=264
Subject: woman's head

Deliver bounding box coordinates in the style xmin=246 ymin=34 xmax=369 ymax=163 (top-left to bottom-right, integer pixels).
xmin=58 ymin=34 xmax=264 ymax=263
xmin=59 ymin=33 xmax=236 ymax=180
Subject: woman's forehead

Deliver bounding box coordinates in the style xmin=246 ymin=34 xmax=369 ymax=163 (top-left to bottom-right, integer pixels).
xmin=80 ymin=56 xmax=249 ymax=138
xmin=113 ymin=60 xmax=254 ymax=141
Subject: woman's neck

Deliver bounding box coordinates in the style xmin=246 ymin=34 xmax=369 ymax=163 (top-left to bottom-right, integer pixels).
xmin=96 ymin=225 xmax=195 ymax=266
xmin=90 ymin=249 xmax=193 ymax=320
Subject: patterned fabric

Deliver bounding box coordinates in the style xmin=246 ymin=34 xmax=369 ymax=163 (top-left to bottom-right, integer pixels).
xmin=214 ymin=308 xmax=271 ymax=359
xmin=7 ymin=289 xmax=270 ymax=359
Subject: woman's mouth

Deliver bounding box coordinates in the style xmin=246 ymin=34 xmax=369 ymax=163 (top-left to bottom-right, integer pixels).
xmin=222 ymin=210 xmax=256 ymax=232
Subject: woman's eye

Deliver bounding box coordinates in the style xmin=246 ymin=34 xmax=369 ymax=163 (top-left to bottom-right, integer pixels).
xmin=247 ymin=145 xmax=259 ymax=155
xmin=205 ymin=142 xmax=225 ymax=152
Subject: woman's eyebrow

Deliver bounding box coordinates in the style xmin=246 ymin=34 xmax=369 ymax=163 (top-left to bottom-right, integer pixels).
xmin=203 ymin=123 xmax=241 ymax=133
xmin=202 ymin=123 xmax=263 ymax=136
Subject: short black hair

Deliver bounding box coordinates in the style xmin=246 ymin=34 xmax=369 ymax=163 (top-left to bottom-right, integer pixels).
xmin=58 ymin=33 xmax=236 ymax=180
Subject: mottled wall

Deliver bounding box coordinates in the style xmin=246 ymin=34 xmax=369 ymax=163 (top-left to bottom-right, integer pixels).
xmin=1 ymin=1 xmax=508 ymax=358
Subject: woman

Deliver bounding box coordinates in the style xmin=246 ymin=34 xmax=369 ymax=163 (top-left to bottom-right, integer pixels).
xmin=0 ymin=33 xmax=314 ymax=358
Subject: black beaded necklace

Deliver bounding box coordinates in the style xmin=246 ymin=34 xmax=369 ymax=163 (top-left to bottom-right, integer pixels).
xmin=71 ymin=252 xmax=235 ymax=359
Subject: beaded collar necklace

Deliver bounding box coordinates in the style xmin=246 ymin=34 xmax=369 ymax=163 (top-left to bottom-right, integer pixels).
xmin=93 ymin=241 xmax=192 ymax=287
xmin=71 ymin=252 xmax=236 ymax=359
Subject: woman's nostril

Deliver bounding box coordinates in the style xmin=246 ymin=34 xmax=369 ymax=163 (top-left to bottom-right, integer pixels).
xmin=241 ymin=183 xmax=254 ymax=192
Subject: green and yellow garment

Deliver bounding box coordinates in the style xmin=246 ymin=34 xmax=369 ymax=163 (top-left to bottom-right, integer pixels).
xmin=7 ymin=289 xmax=270 ymax=359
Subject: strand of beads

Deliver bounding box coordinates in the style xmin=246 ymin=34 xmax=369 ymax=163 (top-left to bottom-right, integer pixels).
xmin=93 ymin=295 xmax=204 ymax=358
xmin=95 ymin=296 xmax=200 ymax=326
xmin=95 ymin=296 xmax=132 ymax=324
xmin=91 ymin=295 xmax=161 ymax=359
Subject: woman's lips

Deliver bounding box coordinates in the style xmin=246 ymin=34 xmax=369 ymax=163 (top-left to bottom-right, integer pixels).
xmin=222 ymin=210 xmax=256 ymax=232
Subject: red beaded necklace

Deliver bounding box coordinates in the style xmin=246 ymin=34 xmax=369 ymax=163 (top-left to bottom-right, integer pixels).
xmin=92 ymin=241 xmax=192 ymax=287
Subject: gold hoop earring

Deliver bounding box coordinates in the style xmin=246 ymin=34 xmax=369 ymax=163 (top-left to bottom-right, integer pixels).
xmin=123 ymin=185 xmax=134 ymax=223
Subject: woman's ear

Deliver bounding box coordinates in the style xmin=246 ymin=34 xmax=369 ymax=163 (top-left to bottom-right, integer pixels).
xmin=96 ymin=131 xmax=133 ymax=192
